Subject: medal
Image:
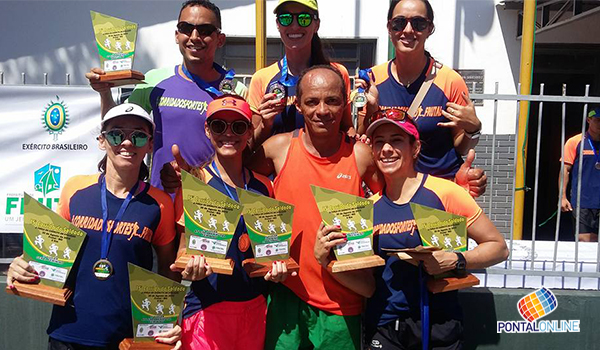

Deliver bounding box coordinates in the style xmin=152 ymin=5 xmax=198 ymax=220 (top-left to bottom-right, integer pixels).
xmin=97 ymin=176 xmax=139 ymax=280
xmin=93 ymin=259 xmax=113 ymax=280
xmin=219 ymin=78 xmax=235 ymax=95
xmin=268 ymin=82 xmax=286 ymax=102
xmin=353 ymin=92 xmax=367 ymax=108
xmin=596 ymin=162 xmax=600 ymax=170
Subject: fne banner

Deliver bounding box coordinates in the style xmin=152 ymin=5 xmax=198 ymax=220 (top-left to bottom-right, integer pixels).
xmin=0 ymin=86 xmax=104 ymax=232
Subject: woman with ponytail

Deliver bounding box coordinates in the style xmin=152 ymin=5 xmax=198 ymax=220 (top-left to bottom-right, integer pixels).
xmin=247 ymin=0 xmax=354 ymax=147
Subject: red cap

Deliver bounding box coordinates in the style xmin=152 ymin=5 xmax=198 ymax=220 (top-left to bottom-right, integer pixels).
xmin=366 ymin=109 xmax=419 ymax=140
xmin=207 ymin=95 xmax=252 ymax=121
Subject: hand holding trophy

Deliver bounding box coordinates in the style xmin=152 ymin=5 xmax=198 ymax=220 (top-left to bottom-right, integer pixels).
xmin=91 ymin=11 xmax=144 ymax=86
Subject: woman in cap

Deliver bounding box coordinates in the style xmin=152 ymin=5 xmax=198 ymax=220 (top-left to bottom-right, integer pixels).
xmin=357 ymin=0 xmax=485 ymax=192
xmin=247 ymin=0 xmax=355 ymax=147
xmin=363 ymin=109 xmax=507 ymax=349
xmin=170 ymin=94 xmax=293 ymax=350
xmin=7 ymin=103 xmax=181 ymax=349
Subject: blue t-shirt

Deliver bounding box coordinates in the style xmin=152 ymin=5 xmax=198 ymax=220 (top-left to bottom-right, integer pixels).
xmin=176 ymin=167 xmax=273 ymax=319
xmin=366 ymin=174 xmax=482 ymax=328
xmin=48 ymin=174 xmax=175 ymax=347
xmin=563 ymin=133 xmax=600 ymax=209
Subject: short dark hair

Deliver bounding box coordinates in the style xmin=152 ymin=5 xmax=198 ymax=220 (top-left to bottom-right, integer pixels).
xmin=179 ymin=0 xmax=222 ymax=28
xmin=296 ymin=65 xmax=347 ymax=102
xmin=387 ymin=0 xmax=435 ymax=23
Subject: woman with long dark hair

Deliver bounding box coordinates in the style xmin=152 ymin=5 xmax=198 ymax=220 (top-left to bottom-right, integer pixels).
xmin=247 ymin=0 xmax=354 ymax=147
xmin=358 ymin=0 xmax=483 ymax=183
xmin=7 ymin=104 xmax=181 ymax=350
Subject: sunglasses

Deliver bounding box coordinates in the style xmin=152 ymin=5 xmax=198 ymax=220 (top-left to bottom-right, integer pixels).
xmin=208 ymin=119 xmax=251 ymax=136
xmin=176 ymin=22 xmax=220 ymax=37
xmin=277 ymin=12 xmax=318 ymax=27
xmin=372 ymin=109 xmax=410 ymax=123
xmin=102 ymin=128 xmax=151 ymax=148
xmin=389 ymin=16 xmax=431 ymax=32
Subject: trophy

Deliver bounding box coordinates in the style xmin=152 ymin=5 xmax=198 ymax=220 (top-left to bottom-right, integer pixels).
xmin=119 ymin=263 xmax=186 ymax=350
xmin=236 ymin=189 xmax=299 ymax=277
xmin=173 ymin=170 xmax=242 ymax=274
xmin=311 ymin=185 xmax=385 ymax=273
xmin=91 ymin=11 xmax=144 ymax=86
xmin=384 ymin=203 xmax=480 ymax=293
xmin=5 ymin=194 xmax=86 ymax=306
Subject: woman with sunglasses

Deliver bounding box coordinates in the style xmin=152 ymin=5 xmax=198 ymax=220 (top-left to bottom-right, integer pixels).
xmin=7 ymin=104 xmax=181 ymax=350
xmin=171 ymin=95 xmax=293 ymax=350
xmin=247 ymin=0 xmax=354 ymax=147
xmin=363 ymin=109 xmax=507 ymax=349
xmin=357 ymin=0 xmax=482 ymax=182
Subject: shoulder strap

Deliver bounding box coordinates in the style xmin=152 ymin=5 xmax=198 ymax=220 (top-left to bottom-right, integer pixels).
xmin=407 ymin=59 xmax=439 ymax=118
xmin=292 ymin=128 xmax=300 ymax=138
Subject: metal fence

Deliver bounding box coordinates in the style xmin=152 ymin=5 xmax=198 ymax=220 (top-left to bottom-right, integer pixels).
xmin=1 ymin=71 xmax=599 ymax=290
xmin=469 ymin=84 xmax=600 ymax=290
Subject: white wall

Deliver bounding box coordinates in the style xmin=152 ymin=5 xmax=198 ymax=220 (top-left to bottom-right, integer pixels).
xmin=0 ymin=0 xmax=526 ymax=134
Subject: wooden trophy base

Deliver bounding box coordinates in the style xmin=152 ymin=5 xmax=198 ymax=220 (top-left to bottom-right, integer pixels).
xmin=5 ymin=281 xmax=72 ymax=306
xmin=427 ymin=273 xmax=480 ymax=294
xmin=98 ymin=70 xmax=145 ymax=86
xmin=119 ymin=338 xmax=172 ymax=350
xmin=242 ymin=258 xmax=299 ymax=278
xmin=174 ymin=254 xmax=234 ymax=275
xmin=327 ymin=255 xmax=385 ymax=273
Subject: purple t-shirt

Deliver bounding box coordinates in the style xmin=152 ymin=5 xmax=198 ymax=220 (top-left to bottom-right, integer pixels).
xmin=127 ymin=65 xmax=246 ymax=189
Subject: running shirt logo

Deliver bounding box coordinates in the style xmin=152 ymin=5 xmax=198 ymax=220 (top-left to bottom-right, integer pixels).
xmin=337 ymin=173 xmax=352 ymax=180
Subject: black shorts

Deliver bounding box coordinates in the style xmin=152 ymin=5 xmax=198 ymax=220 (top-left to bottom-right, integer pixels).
xmin=572 ymin=208 xmax=600 ymax=234
xmin=367 ymin=317 xmax=463 ymax=350
xmin=48 ymin=337 xmax=119 ymax=350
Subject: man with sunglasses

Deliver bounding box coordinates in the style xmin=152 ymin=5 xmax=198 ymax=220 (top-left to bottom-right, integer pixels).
xmin=250 ymin=65 xmax=381 ymax=350
xmin=86 ymin=0 xmax=246 ymax=192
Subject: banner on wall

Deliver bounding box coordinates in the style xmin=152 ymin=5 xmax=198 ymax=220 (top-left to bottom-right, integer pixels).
xmin=0 ymin=86 xmax=105 ymax=233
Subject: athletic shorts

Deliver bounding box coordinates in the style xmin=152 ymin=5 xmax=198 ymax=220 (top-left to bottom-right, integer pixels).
xmin=264 ymin=284 xmax=361 ymax=350
xmin=572 ymin=208 xmax=600 ymax=234
xmin=367 ymin=317 xmax=463 ymax=350
xmin=181 ymin=295 xmax=267 ymax=350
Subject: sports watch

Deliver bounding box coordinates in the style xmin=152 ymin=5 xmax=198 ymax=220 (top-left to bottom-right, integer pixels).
xmin=454 ymin=252 xmax=467 ymax=274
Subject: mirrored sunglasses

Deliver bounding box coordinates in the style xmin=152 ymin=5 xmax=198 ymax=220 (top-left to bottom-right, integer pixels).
xmin=277 ymin=12 xmax=318 ymax=27
xmin=102 ymin=129 xmax=151 ymax=148
xmin=389 ymin=16 xmax=431 ymax=32
xmin=208 ymin=119 xmax=250 ymax=136
xmin=176 ymin=22 xmax=220 ymax=37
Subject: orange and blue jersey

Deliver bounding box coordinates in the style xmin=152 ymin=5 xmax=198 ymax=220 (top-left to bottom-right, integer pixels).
xmin=366 ymin=174 xmax=482 ymax=328
xmin=370 ymin=57 xmax=469 ymax=178
xmin=562 ymin=133 xmax=600 ymax=209
xmin=247 ymin=61 xmax=351 ymax=136
xmin=174 ymin=167 xmax=273 ymax=319
xmin=48 ymin=174 xmax=175 ymax=347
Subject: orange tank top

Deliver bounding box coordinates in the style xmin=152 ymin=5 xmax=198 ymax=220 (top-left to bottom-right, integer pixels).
xmin=274 ymin=129 xmax=364 ymax=316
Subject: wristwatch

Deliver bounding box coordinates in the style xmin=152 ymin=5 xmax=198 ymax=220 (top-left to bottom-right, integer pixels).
xmin=464 ymin=129 xmax=481 ymax=139
xmin=454 ymin=252 xmax=467 ymax=274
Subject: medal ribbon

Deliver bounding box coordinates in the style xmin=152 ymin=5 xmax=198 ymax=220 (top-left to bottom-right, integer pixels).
xmin=100 ymin=175 xmax=140 ymax=260
xmin=419 ymin=262 xmax=430 ymax=350
xmin=279 ymin=56 xmax=299 ymax=87
xmin=210 ymin=160 xmax=248 ymax=200
xmin=181 ymin=63 xmax=236 ymax=96
xmin=586 ymin=133 xmax=600 ymax=165
xmin=210 ymin=161 xmax=248 ymax=233
xmin=357 ymin=68 xmax=372 ymax=93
